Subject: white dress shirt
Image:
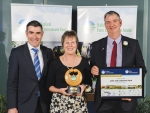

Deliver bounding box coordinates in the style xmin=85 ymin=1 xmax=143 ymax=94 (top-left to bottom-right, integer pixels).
xmin=27 ymin=42 xmax=44 ymax=73
xmin=106 ymin=35 xmax=122 ymax=67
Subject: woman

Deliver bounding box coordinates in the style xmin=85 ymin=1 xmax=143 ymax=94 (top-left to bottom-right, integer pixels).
xmin=47 ymin=30 xmax=92 ymax=113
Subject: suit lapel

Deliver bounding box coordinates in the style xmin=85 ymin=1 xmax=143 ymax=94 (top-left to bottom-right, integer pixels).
xmin=122 ymin=36 xmax=129 ymax=66
xmin=101 ymin=37 xmax=107 ymax=67
xmin=40 ymin=46 xmax=47 ymax=79
xmin=95 ymin=37 xmax=107 ymax=67
xmin=23 ymin=43 xmax=38 ymax=81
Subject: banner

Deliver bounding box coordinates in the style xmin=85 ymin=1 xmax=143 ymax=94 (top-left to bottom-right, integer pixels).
xmin=77 ymin=6 xmax=137 ymax=43
xmin=11 ymin=3 xmax=72 ymax=45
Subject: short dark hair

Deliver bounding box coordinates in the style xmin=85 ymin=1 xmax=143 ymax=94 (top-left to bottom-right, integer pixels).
xmin=61 ymin=30 xmax=79 ymax=47
xmin=26 ymin=20 xmax=43 ymax=31
xmin=104 ymin=11 xmax=121 ymax=22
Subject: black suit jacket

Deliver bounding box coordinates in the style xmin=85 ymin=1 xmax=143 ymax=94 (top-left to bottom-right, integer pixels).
xmin=90 ymin=35 xmax=147 ymax=112
xmin=7 ymin=43 xmax=53 ymax=113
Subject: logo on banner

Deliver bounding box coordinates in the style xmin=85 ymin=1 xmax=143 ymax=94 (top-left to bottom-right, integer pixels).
xmin=18 ymin=19 xmax=26 ymax=26
xmin=81 ymin=21 xmax=96 ymax=34
xmin=81 ymin=21 xmax=107 ymax=34
xmin=17 ymin=19 xmax=29 ymax=33
xmin=88 ymin=21 xmax=95 ymax=33
xmin=101 ymin=70 xmax=105 ymax=74
xmin=125 ymin=70 xmax=129 ymax=74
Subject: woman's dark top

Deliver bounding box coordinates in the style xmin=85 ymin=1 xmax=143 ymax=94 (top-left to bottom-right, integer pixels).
xmin=47 ymin=57 xmax=92 ymax=89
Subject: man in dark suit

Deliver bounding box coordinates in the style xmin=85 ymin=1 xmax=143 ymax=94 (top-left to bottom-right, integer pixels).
xmin=90 ymin=11 xmax=147 ymax=113
xmin=7 ymin=20 xmax=53 ymax=113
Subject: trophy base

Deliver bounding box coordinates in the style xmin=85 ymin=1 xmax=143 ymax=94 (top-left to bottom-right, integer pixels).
xmin=67 ymin=86 xmax=80 ymax=94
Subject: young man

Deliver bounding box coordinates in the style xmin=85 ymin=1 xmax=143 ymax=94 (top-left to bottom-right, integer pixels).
xmin=7 ymin=20 xmax=53 ymax=113
xmin=90 ymin=11 xmax=147 ymax=113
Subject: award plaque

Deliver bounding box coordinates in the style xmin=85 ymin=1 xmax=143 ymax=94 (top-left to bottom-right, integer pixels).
xmin=100 ymin=67 xmax=144 ymax=98
xmin=65 ymin=68 xmax=82 ymax=94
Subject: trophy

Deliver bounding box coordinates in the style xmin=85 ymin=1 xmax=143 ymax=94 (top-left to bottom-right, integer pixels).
xmin=65 ymin=68 xmax=82 ymax=94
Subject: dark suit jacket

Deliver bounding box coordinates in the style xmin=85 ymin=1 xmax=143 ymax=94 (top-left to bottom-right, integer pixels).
xmin=7 ymin=43 xmax=53 ymax=113
xmin=90 ymin=35 xmax=147 ymax=112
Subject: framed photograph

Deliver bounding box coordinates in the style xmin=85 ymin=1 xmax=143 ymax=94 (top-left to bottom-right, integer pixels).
xmin=100 ymin=67 xmax=144 ymax=98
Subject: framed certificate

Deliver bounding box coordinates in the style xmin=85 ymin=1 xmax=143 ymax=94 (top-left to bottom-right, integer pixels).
xmin=100 ymin=67 xmax=144 ymax=98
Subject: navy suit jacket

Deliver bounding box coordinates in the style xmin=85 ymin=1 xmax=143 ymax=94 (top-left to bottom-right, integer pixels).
xmin=90 ymin=35 xmax=147 ymax=112
xmin=7 ymin=43 xmax=53 ymax=113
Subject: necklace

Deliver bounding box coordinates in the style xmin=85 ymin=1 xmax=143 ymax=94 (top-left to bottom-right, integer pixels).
xmin=63 ymin=54 xmax=77 ymax=69
xmin=64 ymin=54 xmax=76 ymax=81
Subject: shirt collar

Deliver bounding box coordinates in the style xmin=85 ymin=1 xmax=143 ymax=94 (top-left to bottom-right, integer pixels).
xmin=107 ymin=35 xmax=122 ymax=45
xmin=27 ymin=42 xmax=40 ymax=51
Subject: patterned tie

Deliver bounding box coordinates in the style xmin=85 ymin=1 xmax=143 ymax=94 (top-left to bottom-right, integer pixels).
xmin=110 ymin=41 xmax=117 ymax=67
xmin=32 ymin=48 xmax=41 ymax=96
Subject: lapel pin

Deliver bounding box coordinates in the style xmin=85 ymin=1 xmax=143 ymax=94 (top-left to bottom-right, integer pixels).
xmin=123 ymin=41 xmax=128 ymax=46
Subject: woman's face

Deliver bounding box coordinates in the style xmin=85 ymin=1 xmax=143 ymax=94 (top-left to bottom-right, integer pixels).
xmin=63 ymin=36 xmax=77 ymax=55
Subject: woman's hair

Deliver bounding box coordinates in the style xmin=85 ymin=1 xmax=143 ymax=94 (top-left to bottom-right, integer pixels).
xmin=61 ymin=30 xmax=79 ymax=47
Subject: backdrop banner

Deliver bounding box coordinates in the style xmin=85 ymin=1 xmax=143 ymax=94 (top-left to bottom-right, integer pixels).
xmin=77 ymin=6 xmax=137 ymax=43
xmin=11 ymin=3 xmax=72 ymax=43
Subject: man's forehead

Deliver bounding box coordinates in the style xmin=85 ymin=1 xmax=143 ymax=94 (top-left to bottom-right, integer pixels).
xmin=27 ymin=26 xmax=42 ymax=31
xmin=27 ymin=25 xmax=41 ymax=28
xmin=105 ymin=15 xmax=119 ymax=21
xmin=106 ymin=14 xmax=118 ymax=18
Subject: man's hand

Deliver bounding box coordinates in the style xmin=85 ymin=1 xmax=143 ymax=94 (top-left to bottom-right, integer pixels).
xmin=8 ymin=108 xmax=18 ymax=113
xmin=122 ymin=98 xmax=132 ymax=101
xmin=91 ymin=66 xmax=99 ymax=76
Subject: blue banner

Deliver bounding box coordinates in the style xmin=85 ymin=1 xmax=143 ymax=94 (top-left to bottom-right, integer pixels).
xmin=101 ymin=68 xmax=140 ymax=75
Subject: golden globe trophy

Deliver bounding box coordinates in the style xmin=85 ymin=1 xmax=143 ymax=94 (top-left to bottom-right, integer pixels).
xmin=65 ymin=68 xmax=82 ymax=94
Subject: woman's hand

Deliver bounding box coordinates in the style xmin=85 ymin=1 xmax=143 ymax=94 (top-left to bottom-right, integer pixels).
xmin=49 ymin=86 xmax=71 ymax=96
xmin=75 ymin=84 xmax=86 ymax=96
xmin=122 ymin=98 xmax=132 ymax=101
xmin=59 ymin=87 xmax=71 ymax=96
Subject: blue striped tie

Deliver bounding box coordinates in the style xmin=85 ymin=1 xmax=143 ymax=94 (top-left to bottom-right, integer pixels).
xmin=32 ymin=48 xmax=41 ymax=96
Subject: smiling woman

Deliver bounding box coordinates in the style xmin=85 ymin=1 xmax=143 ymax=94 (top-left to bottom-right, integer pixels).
xmin=47 ymin=30 xmax=92 ymax=113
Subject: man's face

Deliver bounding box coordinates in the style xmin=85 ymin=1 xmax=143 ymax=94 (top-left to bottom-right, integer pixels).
xmin=26 ymin=26 xmax=43 ymax=48
xmin=105 ymin=14 xmax=122 ymax=35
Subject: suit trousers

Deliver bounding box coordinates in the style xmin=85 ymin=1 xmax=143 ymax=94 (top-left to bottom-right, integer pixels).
xmin=97 ymin=100 xmax=134 ymax=113
xmin=34 ymin=97 xmax=43 ymax=113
